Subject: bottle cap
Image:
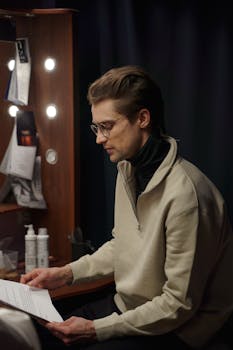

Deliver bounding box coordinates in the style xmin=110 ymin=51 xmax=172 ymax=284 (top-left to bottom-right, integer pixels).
xmin=24 ymin=224 xmax=35 ymax=235
xmin=38 ymin=227 xmax=48 ymax=235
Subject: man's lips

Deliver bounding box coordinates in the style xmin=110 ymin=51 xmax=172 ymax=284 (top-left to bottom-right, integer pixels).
xmin=104 ymin=148 xmax=114 ymax=155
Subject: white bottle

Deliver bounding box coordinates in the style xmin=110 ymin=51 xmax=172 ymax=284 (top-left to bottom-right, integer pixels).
xmin=25 ymin=224 xmax=37 ymax=273
xmin=37 ymin=227 xmax=49 ymax=268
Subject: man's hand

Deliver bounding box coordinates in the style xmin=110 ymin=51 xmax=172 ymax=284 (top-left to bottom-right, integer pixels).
xmin=46 ymin=317 xmax=97 ymax=345
xmin=20 ymin=265 xmax=73 ymax=290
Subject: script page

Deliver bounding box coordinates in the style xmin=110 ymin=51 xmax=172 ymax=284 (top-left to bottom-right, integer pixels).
xmin=0 ymin=279 xmax=63 ymax=322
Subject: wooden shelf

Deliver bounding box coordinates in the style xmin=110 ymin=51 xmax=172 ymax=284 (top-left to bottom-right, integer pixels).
xmin=0 ymin=203 xmax=23 ymax=213
xmin=3 ymin=260 xmax=114 ymax=302
xmin=50 ymin=276 xmax=114 ymax=300
xmin=0 ymin=8 xmax=79 ymax=17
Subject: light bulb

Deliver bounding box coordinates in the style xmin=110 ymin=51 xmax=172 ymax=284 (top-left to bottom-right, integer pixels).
xmin=7 ymin=59 xmax=15 ymax=71
xmin=8 ymin=105 xmax=19 ymax=117
xmin=44 ymin=58 xmax=56 ymax=71
xmin=46 ymin=105 xmax=57 ymax=119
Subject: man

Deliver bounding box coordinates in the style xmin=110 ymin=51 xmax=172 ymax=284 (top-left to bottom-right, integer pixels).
xmin=21 ymin=66 xmax=233 ymax=349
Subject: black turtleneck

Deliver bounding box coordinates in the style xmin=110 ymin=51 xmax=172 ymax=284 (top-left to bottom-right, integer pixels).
xmin=128 ymin=135 xmax=170 ymax=199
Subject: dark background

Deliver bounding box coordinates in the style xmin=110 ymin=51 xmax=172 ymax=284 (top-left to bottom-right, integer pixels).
xmin=1 ymin=0 xmax=233 ymax=249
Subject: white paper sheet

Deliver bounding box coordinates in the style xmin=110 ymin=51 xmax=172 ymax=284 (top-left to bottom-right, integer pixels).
xmin=7 ymin=37 xmax=31 ymax=105
xmin=0 ymin=279 xmax=63 ymax=322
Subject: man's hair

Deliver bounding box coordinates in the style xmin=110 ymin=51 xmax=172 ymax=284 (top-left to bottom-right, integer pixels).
xmin=87 ymin=65 xmax=166 ymax=137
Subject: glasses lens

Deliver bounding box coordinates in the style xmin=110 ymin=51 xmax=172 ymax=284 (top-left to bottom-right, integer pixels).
xmin=90 ymin=124 xmax=98 ymax=135
xmin=101 ymin=127 xmax=109 ymax=138
xmin=90 ymin=123 xmax=110 ymax=138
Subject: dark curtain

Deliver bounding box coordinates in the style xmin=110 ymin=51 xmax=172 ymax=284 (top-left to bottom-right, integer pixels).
xmin=68 ymin=0 xmax=233 ymax=248
xmin=3 ymin=0 xmax=233 ymax=248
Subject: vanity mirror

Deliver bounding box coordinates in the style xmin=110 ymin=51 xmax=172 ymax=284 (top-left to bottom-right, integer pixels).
xmin=0 ymin=8 xmax=80 ymax=264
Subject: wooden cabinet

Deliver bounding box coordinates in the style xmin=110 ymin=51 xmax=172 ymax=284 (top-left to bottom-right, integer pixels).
xmin=0 ymin=9 xmax=79 ymax=263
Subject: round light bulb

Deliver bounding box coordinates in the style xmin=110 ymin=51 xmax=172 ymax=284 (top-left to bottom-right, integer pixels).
xmin=46 ymin=105 xmax=57 ymax=119
xmin=7 ymin=59 xmax=15 ymax=71
xmin=8 ymin=105 xmax=19 ymax=117
xmin=44 ymin=58 xmax=56 ymax=71
xmin=45 ymin=149 xmax=58 ymax=165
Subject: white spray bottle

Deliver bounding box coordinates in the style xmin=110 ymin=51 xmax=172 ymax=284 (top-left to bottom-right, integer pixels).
xmin=24 ymin=224 xmax=37 ymax=273
xmin=37 ymin=227 xmax=49 ymax=268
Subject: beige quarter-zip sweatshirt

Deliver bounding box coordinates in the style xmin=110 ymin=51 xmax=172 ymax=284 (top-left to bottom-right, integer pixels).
xmin=70 ymin=137 xmax=233 ymax=348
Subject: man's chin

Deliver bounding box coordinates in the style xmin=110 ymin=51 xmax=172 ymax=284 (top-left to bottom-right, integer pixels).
xmin=109 ymin=155 xmax=118 ymax=163
xmin=109 ymin=153 xmax=122 ymax=163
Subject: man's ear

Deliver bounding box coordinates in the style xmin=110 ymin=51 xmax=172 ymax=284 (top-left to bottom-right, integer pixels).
xmin=138 ymin=109 xmax=151 ymax=129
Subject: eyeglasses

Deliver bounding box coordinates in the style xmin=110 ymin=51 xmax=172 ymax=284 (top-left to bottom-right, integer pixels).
xmin=90 ymin=117 xmax=124 ymax=139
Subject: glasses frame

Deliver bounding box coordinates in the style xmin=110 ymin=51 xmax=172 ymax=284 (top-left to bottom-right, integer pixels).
xmin=90 ymin=117 xmax=124 ymax=139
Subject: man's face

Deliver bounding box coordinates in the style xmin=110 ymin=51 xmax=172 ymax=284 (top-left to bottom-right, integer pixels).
xmin=91 ymin=99 xmax=150 ymax=163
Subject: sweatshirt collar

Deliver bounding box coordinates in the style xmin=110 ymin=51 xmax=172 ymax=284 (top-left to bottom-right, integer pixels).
xmin=118 ymin=136 xmax=178 ymax=195
xmin=127 ymin=135 xmax=170 ymax=197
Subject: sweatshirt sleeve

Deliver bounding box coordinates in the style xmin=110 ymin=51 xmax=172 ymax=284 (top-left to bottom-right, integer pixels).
xmin=69 ymin=238 xmax=115 ymax=283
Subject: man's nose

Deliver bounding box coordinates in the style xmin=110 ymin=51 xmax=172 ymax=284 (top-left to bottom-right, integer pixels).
xmin=96 ymin=130 xmax=107 ymax=144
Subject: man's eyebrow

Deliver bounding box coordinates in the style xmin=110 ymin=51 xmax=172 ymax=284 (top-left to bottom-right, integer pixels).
xmin=92 ymin=120 xmax=115 ymax=125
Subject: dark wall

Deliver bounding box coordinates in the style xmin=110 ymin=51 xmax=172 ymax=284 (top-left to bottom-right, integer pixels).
xmin=1 ymin=0 xmax=233 ymax=248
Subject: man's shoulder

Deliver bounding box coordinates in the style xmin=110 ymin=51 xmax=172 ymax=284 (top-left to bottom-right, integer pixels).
xmin=172 ymin=157 xmax=224 ymax=204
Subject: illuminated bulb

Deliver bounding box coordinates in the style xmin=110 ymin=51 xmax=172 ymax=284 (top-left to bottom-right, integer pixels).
xmin=8 ymin=105 xmax=19 ymax=117
xmin=46 ymin=105 xmax=57 ymax=119
xmin=44 ymin=58 xmax=56 ymax=71
xmin=7 ymin=59 xmax=15 ymax=71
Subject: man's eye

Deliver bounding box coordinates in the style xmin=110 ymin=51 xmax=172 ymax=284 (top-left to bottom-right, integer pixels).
xmin=100 ymin=122 xmax=114 ymax=130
